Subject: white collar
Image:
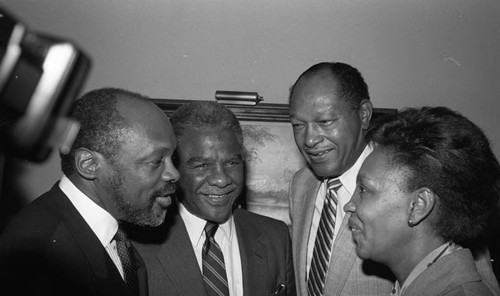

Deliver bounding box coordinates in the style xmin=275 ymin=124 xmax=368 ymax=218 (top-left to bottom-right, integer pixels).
xmin=59 ymin=175 xmax=118 ymax=247
xmin=179 ymin=202 xmax=234 ymax=248
xmin=336 ymin=144 xmax=373 ymax=195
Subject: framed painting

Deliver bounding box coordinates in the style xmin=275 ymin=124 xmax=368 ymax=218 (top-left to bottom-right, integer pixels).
xmin=151 ymin=99 xmax=396 ymax=226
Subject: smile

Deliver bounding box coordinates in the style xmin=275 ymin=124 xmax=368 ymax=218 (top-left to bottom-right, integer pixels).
xmin=348 ymin=219 xmax=362 ymax=233
xmin=203 ymin=192 xmax=233 ymax=199
xmin=307 ymin=148 xmax=334 ymax=160
xmin=206 ymin=194 xmax=228 ymax=198
xmin=202 ymin=191 xmax=235 ymax=204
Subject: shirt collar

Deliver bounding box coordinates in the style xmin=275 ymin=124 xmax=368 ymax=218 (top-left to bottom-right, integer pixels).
xmin=398 ymin=242 xmax=458 ymax=294
xmin=59 ymin=175 xmax=118 ymax=247
xmin=179 ymin=202 xmax=234 ymax=248
xmin=336 ymin=144 xmax=373 ymax=195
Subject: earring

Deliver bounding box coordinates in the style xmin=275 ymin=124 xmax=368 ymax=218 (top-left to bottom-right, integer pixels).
xmin=408 ymin=219 xmax=414 ymax=227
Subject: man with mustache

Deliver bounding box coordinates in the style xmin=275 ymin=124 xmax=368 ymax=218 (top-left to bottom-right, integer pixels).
xmin=287 ymin=62 xmax=499 ymax=295
xmin=134 ymin=101 xmax=296 ymax=296
xmin=0 ymin=87 xmax=180 ymax=296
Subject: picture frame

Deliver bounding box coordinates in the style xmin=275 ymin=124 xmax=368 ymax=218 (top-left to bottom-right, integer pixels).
xmin=151 ymin=98 xmax=396 ymax=226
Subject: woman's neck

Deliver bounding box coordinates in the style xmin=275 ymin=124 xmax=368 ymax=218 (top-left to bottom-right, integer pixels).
xmin=390 ymin=235 xmax=446 ymax=285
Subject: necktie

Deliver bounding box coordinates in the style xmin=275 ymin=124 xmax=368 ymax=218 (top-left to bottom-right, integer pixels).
xmin=114 ymin=227 xmax=139 ymax=296
xmin=202 ymin=222 xmax=229 ymax=296
xmin=307 ymin=178 xmax=342 ymax=296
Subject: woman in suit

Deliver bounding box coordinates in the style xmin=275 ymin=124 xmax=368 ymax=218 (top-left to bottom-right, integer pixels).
xmin=344 ymin=106 xmax=500 ymax=295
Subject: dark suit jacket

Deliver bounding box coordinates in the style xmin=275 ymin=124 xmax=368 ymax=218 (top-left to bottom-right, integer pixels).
xmin=133 ymin=206 xmax=296 ymax=296
xmin=0 ymin=183 xmax=148 ymax=296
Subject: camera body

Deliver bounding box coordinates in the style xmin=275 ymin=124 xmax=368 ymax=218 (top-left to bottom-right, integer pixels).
xmin=0 ymin=6 xmax=91 ymax=162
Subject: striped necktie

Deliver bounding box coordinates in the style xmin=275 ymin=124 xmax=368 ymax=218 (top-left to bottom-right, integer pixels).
xmin=202 ymin=222 xmax=229 ymax=296
xmin=307 ymin=178 xmax=342 ymax=296
xmin=114 ymin=227 xmax=139 ymax=296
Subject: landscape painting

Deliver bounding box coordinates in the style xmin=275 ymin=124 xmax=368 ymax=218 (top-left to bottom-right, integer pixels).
xmin=241 ymin=121 xmax=306 ymax=226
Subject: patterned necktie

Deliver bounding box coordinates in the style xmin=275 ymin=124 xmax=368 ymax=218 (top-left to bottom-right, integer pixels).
xmin=114 ymin=227 xmax=139 ymax=296
xmin=202 ymin=222 xmax=229 ymax=296
xmin=307 ymin=178 xmax=342 ymax=296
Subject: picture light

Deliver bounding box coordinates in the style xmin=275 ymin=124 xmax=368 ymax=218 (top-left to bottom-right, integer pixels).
xmin=215 ymin=90 xmax=263 ymax=106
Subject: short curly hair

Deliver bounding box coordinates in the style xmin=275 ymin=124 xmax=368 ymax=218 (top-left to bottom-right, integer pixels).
xmin=289 ymin=62 xmax=370 ymax=110
xmin=371 ymin=106 xmax=500 ymax=245
xmin=60 ymin=87 xmax=149 ymax=176
xmin=169 ymin=101 xmax=243 ymax=147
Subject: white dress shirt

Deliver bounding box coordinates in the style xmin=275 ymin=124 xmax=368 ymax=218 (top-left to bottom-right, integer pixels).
xmin=179 ymin=203 xmax=243 ymax=296
xmin=59 ymin=175 xmax=125 ymax=279
xmin=306 ymin=144 xmax=373 ymax=277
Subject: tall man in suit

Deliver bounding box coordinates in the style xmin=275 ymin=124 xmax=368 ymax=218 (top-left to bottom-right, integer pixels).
xmin=287 ymin=62 xmax=500 ymax=295
xmin=0 ymin=87 xmax=180 ymax=296
xmin=133 ymin=101 xmax=296 ymax=296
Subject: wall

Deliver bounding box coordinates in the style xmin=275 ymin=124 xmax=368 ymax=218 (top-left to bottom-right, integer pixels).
xmin=1 ymin=0 xmax=499 ymax=204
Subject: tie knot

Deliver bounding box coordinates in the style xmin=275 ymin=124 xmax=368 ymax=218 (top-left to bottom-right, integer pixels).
xmin=114 ymin=227 xmax=128 ymax=242
xmin=204 ymin=222 xmax=219 ymax=238
xmin=327 ymin=178 xmax=342 ymax=191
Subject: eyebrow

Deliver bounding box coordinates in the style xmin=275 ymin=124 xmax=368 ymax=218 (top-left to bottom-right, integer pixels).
xmin=186 ymin=156 xmax=210 ymax=164
xmin=186 ymin=153 xmax=243 ymax=164
xmin=139 ymin=147 xmax=170 ymax=161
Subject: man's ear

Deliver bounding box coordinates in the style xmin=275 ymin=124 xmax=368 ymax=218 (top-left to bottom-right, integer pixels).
xmin=408 ymin=188 xmax=436 ymax=227
xmin=74 ymin=148 xmax=102 ymax=180
xmin=358 ymin=99 xmax=373 ymax=131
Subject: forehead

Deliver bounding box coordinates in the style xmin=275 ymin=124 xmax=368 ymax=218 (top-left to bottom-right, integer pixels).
xmin=177 ymin=127 xmax=242 ymax=157
xmin=290 ymin=73 xmax=351 ymax=116
xmin=293 ymin=72 xmax=338 ymax=100
xmin=360 ymin=148 xmax=407 ymax=187
xmin=117 ymin=99 xmax=176 ymax=154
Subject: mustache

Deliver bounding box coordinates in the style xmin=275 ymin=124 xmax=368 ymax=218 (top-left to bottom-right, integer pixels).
xmin=156 ymin=183 xmax=177 ymax=196
xmin=201 ymin=184 xmax=239 ymax=195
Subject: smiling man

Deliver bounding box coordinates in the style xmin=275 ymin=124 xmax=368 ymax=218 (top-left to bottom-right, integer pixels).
xmin=0 ymin=87 xmax=180 ymax=296
xmin=134 ymin=101 xmax=296 ymax=296
xmin=288 ymin=62 xmax=499 ymax=296
xmin=288 ymin=62 xmax=394 ymax=296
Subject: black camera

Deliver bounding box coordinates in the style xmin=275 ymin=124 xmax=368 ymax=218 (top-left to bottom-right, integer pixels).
xmin=0 ymin=6 xmax=91 ymax=162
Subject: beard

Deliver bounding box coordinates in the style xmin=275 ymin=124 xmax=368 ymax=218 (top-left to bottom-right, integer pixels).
xmin=108 ymin=168 xmax=166 ymax=227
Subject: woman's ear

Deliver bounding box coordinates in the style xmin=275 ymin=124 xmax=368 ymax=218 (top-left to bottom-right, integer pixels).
xmin=74 ymin=148 xmax=101 ymax=180
xmin=407 ymin=188 xmax=436 ymax=227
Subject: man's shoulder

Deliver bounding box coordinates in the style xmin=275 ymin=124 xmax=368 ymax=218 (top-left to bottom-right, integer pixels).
xmin=291 ymin=166 xmax=317 ymax=184
xmin=233 ymin=209 xmax=288 ymax=232
xmin=1 ymin=184 xmax=69 ymax=241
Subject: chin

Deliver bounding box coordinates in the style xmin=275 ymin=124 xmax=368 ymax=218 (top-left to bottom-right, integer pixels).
xmin=208 ymin=212 xmax=232 ymax=224
xmin=355 ymin=250 xmax=370 ymax=260
xmin=354 ymin=243 xmax=371 ymax=260
xmin=311 ymin=165 xmax=341 ymax=178
xmin=134 ymin=210 xmax=166 ymax=227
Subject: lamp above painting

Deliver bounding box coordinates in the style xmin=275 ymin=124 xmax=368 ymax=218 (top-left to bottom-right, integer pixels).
xmin=215 ymin=90 xmax=263 ymax=106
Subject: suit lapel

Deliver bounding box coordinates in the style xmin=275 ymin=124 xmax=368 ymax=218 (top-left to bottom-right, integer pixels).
xmin=234 ymin=210 xmax=267 ymax=296
xmin=46 ymin=185 xmax=130 ymax=295
xmin=133 ymin=245 xmax=149 ymax=296
xmin=291 ymin=172 xmax=359 ymax=296
xmin=323 ymin=213 xmax=358 ymax=295
xmin=292 ymin=170 xmax=321 ymax=292
xmin=155 ymin=214 xmax=207 ymax=296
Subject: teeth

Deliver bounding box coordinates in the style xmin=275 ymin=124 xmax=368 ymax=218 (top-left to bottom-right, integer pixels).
xmin=207 ymin=194 xmax=225 ymax=198
xmin=310 ymin=150 xmax=330 ymax=157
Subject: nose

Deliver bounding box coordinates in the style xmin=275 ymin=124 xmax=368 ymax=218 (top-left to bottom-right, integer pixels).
xmin=304 ymin=123 xmax=323 ymax=147
xmin=343 ymin=190 xmax=358 ymax=213
xmin=207 ymin=165 xmax=231 ymax=188
xmin=162 ymin=158 xmax=180 ymax=183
